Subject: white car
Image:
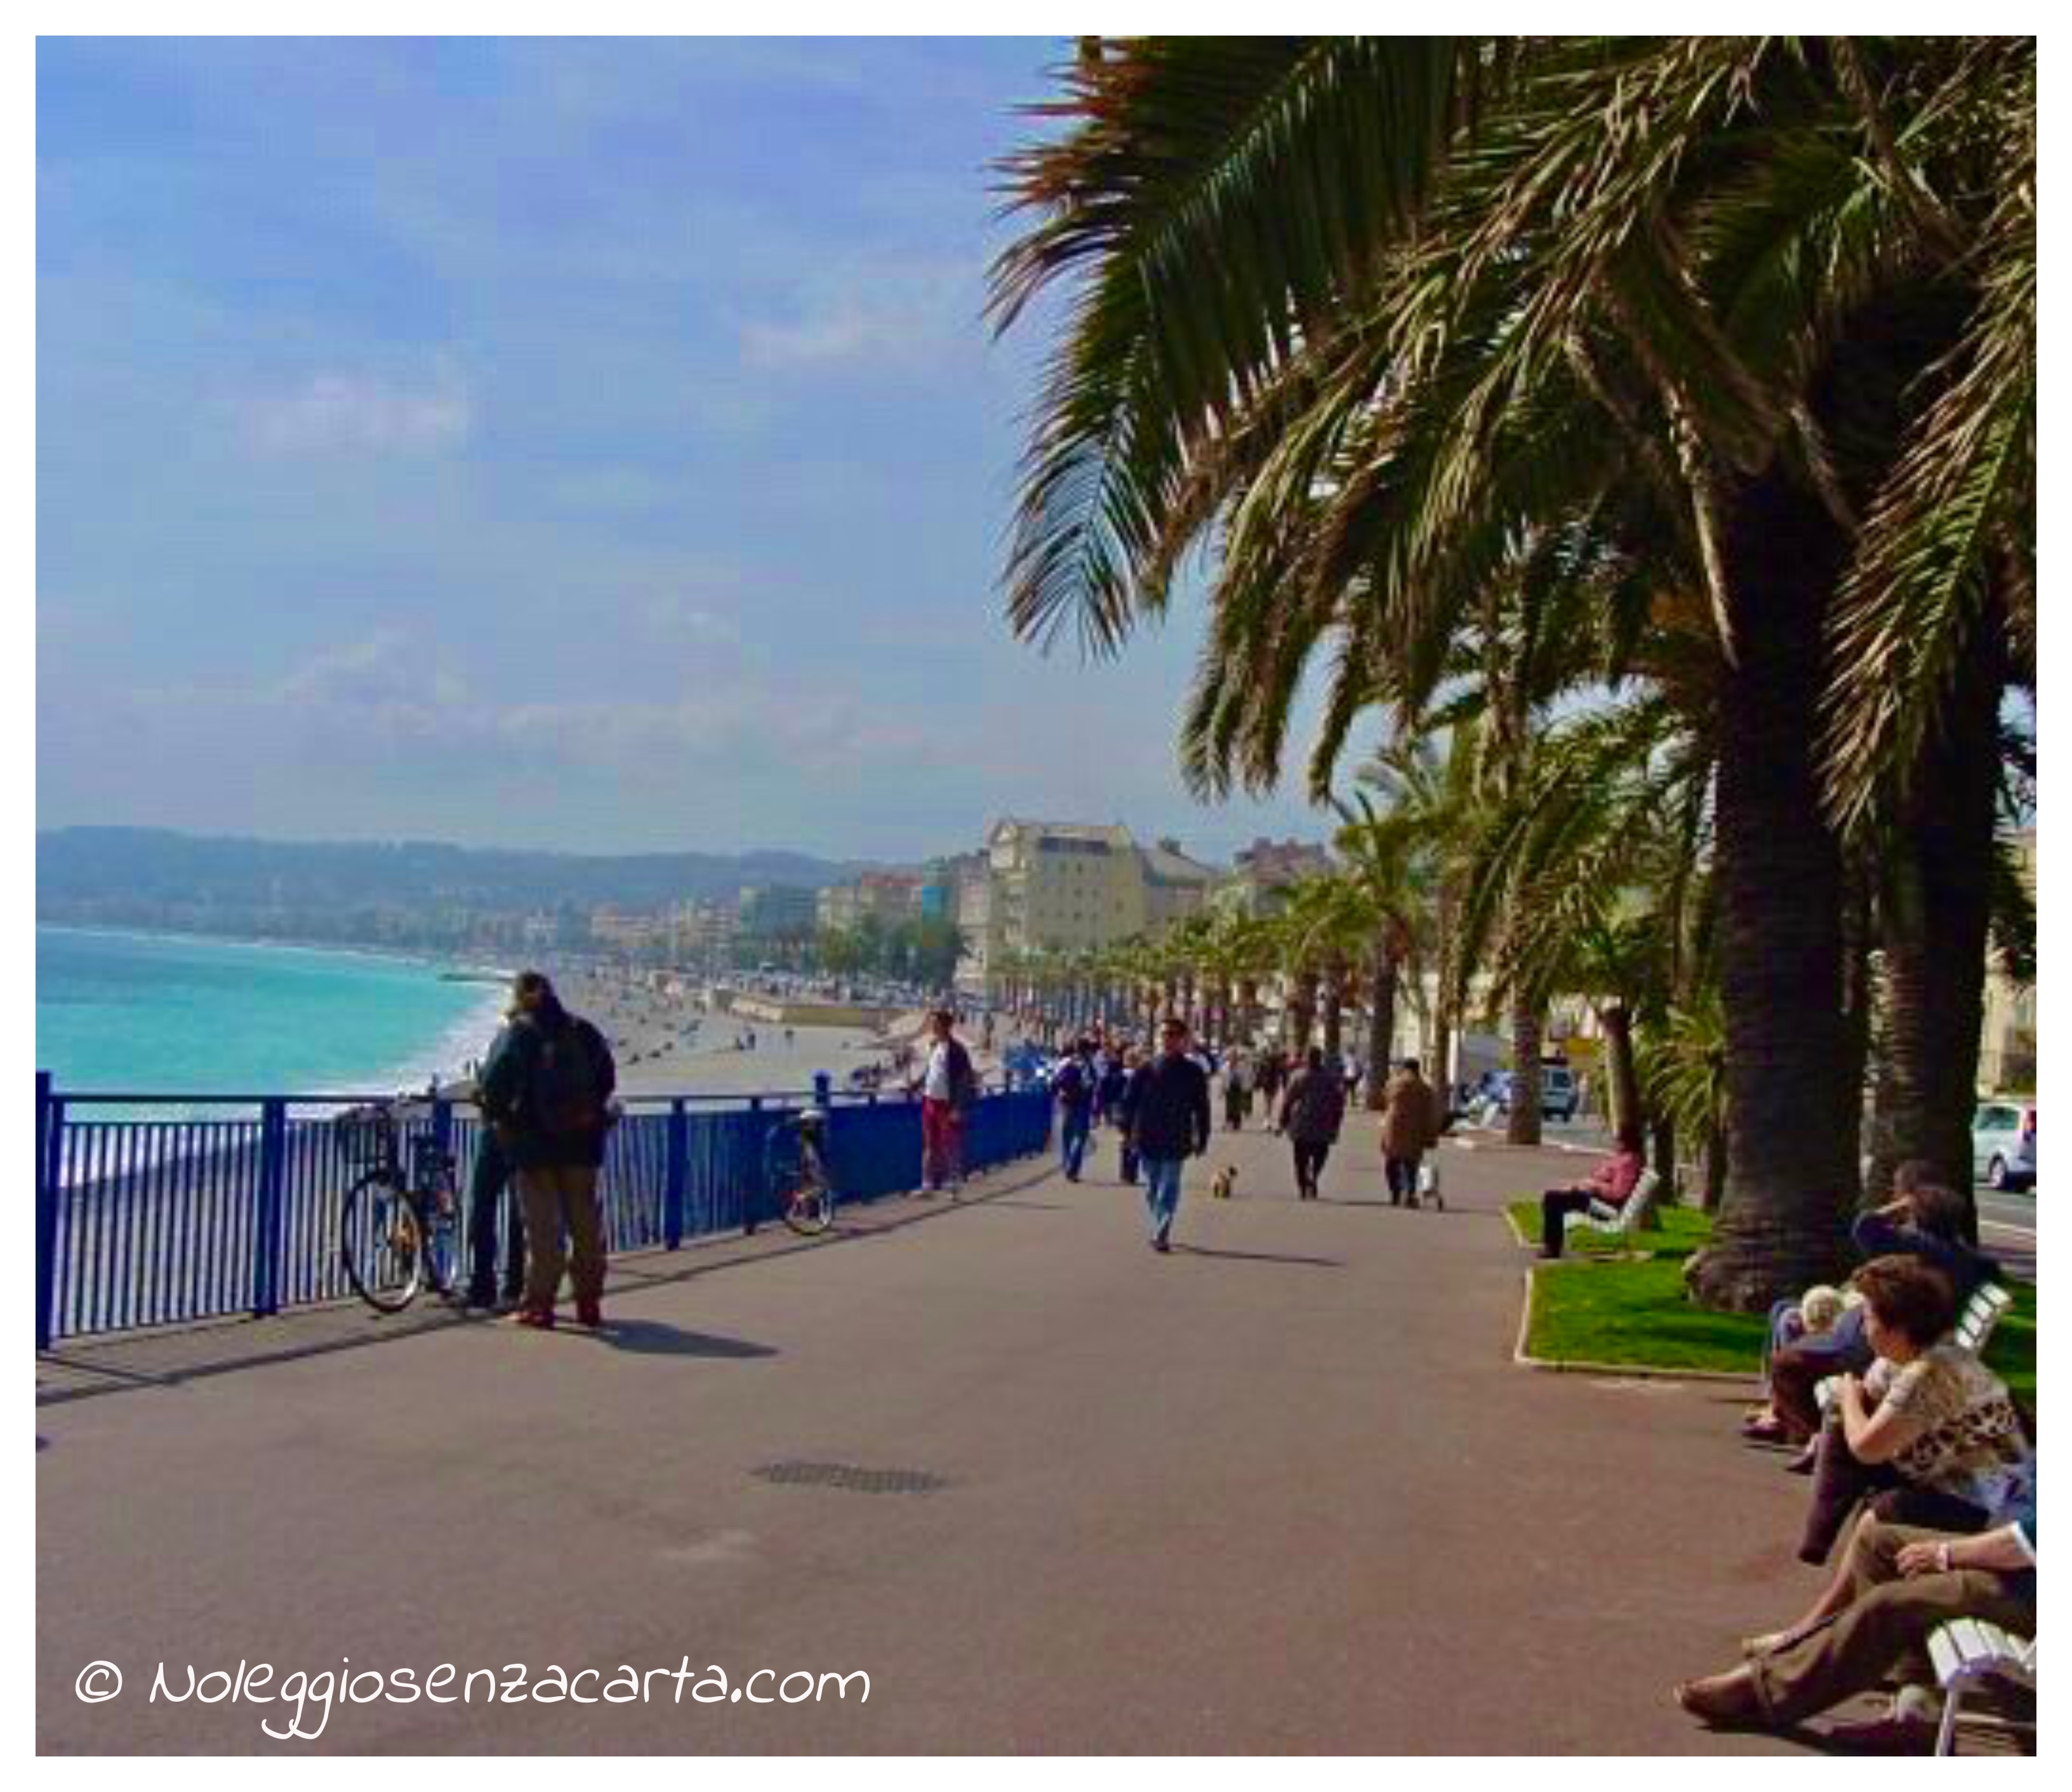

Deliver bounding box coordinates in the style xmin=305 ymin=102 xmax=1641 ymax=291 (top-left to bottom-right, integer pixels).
xmin=1972 ymin=1101 xmax=2036 ymax=1192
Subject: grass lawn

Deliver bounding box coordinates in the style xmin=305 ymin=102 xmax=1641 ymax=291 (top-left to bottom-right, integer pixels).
xmin=1506 ymin=1200 xmax=2037 ymax=1397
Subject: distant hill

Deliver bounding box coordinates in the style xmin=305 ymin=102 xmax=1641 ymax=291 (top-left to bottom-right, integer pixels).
xmin=36 ymin=826 xmax=889 ymax=946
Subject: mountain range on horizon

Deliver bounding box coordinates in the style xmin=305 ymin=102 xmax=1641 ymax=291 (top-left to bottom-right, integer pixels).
xmin=36 ymin=825 xmax=901 ymax=924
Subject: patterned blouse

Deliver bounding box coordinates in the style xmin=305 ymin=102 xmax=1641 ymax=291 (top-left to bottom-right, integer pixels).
xmin=1884 ymin=1343 xmax=2034 ymax=1521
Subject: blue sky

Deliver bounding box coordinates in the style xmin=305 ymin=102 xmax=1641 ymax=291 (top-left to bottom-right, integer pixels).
xmin=37 ymin=37 xmax=1333 ymax=865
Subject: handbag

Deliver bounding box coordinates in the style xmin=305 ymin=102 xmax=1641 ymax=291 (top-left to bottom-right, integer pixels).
xmin=1416 ymin=1158 xmax=1444 ymax=1210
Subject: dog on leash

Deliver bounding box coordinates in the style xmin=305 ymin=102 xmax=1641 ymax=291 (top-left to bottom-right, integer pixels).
xmin=1210 ymin=1164 xmax=1238 ymax=1200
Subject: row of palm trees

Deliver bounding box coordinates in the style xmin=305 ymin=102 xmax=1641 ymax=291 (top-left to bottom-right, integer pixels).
xmin=988 ymin=37 xmax=2035 ymax=1309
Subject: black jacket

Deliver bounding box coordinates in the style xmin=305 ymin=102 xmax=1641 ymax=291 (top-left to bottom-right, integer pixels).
xmin=479 ymin=1009 xmax=618 ymax=1170
xmin=1128 ymin=1052 xmax=1212 ymax=1160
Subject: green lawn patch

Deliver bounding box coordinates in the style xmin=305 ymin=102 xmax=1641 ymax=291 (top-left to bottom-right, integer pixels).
xmin=1506 ymin=1202 xmax=2038 ymax=1396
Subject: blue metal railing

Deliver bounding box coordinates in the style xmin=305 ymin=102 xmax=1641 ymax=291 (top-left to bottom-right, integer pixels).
xmin=32 ymin=1075 xmax=1053 ymax=1349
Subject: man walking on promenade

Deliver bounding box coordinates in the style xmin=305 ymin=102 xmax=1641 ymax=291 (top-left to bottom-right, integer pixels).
xmin=1279 ymin=1045 xmax=1348 ymax=1200
xmin=1130 ymin=1016 xmax=1212 ymax=1252
xmin=480 ymin=970 xmax=618 ymax=1330
xmin=1052 ymin=1037 xmax=1098 ymax=1181
xmin=1380 ymin=1056 xmax=1442 ymax=1207
xmin=916 ymin=1007 xmax=976 ymax=1197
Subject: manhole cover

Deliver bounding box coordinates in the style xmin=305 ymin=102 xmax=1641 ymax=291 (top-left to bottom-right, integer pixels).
xmin=752 ymin=1461 xmax=947 ymax=1495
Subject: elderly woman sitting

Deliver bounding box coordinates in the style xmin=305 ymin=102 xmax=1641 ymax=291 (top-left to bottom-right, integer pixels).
xmin=1796 ymin=1254 xmax=2033 ymax=1567
xmin=1675 ymin=1498 xmax=2036 ymax=1746
xmin=1753 ymin=1177 xmax=1998 ymax=1450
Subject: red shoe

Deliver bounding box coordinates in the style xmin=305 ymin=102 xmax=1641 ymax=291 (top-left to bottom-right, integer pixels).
xmin=576 ymin=1298 xmax=604 ymax=1329
xmin=510 ymin=1305 xmax=555 ymax=1330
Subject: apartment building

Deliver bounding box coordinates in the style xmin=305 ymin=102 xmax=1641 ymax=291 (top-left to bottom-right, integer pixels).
xmin=957 ymin=818 xmax=1218 ymax=993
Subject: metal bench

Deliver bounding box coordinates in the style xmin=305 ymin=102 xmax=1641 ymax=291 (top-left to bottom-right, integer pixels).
xmin=1928 ymin=1618 xmax=2035 ymax=1755
xmin=1562 ymin=1167 xmax=1663 ymax=1247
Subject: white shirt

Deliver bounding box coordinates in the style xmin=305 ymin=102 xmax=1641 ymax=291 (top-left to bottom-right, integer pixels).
xmin=924 ymin=1040 xmax=955 ymax=1101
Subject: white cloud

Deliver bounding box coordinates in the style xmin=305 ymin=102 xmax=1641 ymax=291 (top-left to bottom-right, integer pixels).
xmin=245 ymin=371 xmax=472 ymax=456
xmin=739 ymin=259 xmax=981 ymax=373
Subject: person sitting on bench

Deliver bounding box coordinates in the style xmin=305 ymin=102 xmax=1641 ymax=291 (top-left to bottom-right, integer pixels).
xmin=1538 ymin=1124 xmax=1645 ymax=1258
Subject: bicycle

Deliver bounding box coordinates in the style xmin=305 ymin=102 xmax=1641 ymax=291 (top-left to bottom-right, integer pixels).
xmin=335 ymin=1098 xmax=462 ymax=1312
xmin=763 ymin=1104 xmax=835 ymax=1237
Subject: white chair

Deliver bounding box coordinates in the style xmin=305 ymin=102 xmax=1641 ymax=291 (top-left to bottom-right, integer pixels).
xmin=1929 ymin=1619 xmax=2035 ymax=1755
xmin=1562 ymin=1168 xmax=1663 ymax=1247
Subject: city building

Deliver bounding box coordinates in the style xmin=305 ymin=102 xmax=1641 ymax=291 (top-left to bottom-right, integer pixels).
xmin=956 ymin=818 xmax=1220 ymax=993
xmin=736 ymin=884 xmax=819 ymax=939
xmin=1214 ymin=836 xmax=1334 ymax=917
xmin=1979 ymin=827 xmax=2036 ymax=1092
xmin=816 ymin=872 xmax=924 ymax=933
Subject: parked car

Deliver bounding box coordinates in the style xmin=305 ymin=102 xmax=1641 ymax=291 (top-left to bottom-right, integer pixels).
xmin=1972 ymin=1100 xmax=2036 ymax=1191
xmin=1470 ymin=1065 xmax=1579 ymax=1124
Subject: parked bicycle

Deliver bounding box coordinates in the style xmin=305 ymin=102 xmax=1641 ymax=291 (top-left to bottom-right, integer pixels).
xmin=762 ymin=1104 xmax=835 ymax=1237
xmin=335 ymin=1098 xmax=462 ymax=1311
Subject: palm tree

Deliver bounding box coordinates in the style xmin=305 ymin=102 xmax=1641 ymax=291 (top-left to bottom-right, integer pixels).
xmin=1331 ymin=797 xmax=1428 ymax=1110
xmin=992 ymin=37 xmax=2033 ymax=1308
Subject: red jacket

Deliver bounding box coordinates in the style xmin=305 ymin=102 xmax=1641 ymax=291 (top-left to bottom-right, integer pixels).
xmin=1591 ymin=1148 xmax=1645 ymax=1204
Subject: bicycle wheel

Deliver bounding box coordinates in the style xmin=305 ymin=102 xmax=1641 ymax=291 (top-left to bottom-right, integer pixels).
xmin=781 ymin=1155 xmax=834 ymax=1237
xmin=341 ymin=1172 xmax=428 ymax=1313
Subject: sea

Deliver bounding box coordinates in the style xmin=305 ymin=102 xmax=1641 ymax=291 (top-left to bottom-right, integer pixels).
xmin=36 ymin=926 xmax=510 ymax=1101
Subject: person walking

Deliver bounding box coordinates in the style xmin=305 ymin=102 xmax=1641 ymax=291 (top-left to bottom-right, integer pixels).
xmin=1115 ymin=1044 xmax=1145 ymax=1185
xmin=1379 ymin=1056 xmax=1442 ymax=1207
xmin=1052 ymin=1038 xmax=1098 ymax=1181
xmin=1279 ymin=1046 xmax=1348 ymax=1200
xmin=915 ymin=1007 xmax=976 ymax=1197
xmin=1221 ymin=1050 xmax=1252 ymax=1131
xmin=1256 ymin=1048 xmax=1285 ymax=1122
xmin=479 ymin=970 xmax=618 ymax=1330
xmin=1129 ymin=1016 xmax=1213 ymax=1252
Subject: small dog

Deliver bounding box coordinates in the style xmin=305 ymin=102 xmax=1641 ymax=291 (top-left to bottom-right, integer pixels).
xmin=1210 ymin=1164 xmax=1238 ymax=1200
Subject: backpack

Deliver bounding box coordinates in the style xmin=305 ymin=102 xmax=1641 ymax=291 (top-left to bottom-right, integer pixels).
xmin=529 ymin=1018 xmax=603 ymax=1136
xmin=1054 ymin=1057 xmax=1089 ymax=1105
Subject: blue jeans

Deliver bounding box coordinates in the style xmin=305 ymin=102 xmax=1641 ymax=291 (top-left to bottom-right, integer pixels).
xmin=1061 ymin=1108 xmax=1092 ymax=1179
xmin=1143 ymin=1157 xmax=1184 ymax=1242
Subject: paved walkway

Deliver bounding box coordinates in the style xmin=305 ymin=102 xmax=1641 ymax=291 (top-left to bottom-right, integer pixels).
xmin=40 ymin=1117 xmax=1833 ymax=1753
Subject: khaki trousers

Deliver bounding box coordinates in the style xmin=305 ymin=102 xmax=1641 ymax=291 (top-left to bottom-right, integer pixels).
xmin=1750 ymin=1516 xmax=2033 ymax=1725
xmin=517 ymin=1164 xmax=606 ymax=1311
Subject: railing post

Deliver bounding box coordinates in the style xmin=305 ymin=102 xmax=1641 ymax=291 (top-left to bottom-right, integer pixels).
xmin=36 ymin=1072 xmax=57 ymax=1351
xmin=253 ymin=1098 xmax=288 ymax=1318
xmin=664 ymin=1099 xmax=687 ymax=1250
xmin=745 ymin=1095 xmax=763 ymax=1235
xmin=813 ymin=1072 xmax=832 ymax=1110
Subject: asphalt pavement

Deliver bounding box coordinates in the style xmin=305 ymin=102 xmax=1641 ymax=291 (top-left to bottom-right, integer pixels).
xmin=38 ymin=1120 xmax=1879 ymax=1754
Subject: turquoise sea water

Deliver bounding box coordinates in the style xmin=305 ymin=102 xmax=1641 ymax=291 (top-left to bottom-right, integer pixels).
xmin=36 ymin=927 xmax=508 ymax=1098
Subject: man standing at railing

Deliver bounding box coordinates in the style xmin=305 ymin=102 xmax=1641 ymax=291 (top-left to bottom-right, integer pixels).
xmin=915 ymin=1007 xmax=976 ymax=1198
xmin=480 ymin=971 xmax=619 ymax=1330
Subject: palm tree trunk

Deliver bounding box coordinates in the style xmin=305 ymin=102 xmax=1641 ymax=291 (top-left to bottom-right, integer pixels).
xmin=1600 ymin=1002 xmax=1642 ymax=1137
xmin=1506 ymin=1002 xmax=1543 ymax=1146
xmin=1287 ymin=971 xmax=1317 ymax=1053
xmin=1685 ymin=468 xmax=1858 ymax=1311
xmin=1321 ymin=966 xmax=1345 ymax=1058
xmin=1366 ymin=942 xmax=1398 ymax=1113
xmin=1876 ymin=603 xmax=2003 ymax=1245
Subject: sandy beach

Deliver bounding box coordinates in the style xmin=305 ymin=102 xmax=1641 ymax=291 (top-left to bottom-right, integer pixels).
xmin=544 ymin=967 xmax=913 ymax=1100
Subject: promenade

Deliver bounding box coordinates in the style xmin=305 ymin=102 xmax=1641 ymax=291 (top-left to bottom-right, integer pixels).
xmin=40 ymin=1118 xmax=1825 ymax=1754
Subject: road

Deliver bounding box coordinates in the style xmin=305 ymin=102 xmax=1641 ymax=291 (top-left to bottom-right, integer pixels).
xmin=36 ymin=1124 xmax=1890 ymax=1753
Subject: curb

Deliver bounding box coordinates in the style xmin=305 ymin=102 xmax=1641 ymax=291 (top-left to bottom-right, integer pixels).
xmin=1508 ymin=1264 xmax=1762 ymax=1388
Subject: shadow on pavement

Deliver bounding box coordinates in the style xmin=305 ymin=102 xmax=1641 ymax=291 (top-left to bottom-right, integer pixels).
xmin=1175 ymin=1244 xmax=1344 ymax=1268
xmin=593 ymin=1319 xmax=776 ymax=1359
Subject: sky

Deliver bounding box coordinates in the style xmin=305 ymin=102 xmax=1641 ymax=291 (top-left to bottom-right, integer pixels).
xmin=36 ymin=37 xmax=1337 ymax=866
